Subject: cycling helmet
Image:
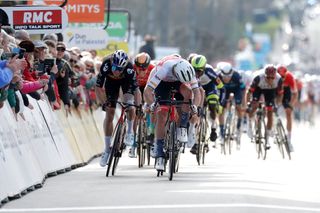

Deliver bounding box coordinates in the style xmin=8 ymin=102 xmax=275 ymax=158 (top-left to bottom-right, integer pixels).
xmin=264 ymin=64 xmax=277 ymax=78
xmin=134 ymin=52 xmax=151 ymax=69
xmin=187 ymin=53 xmax=197 ymax=63
xmin=217 ymin=62 xmax=233 ymax=76
xmin=277 ymin=64 xmax=287 ymax=77
xmin=191 ymin=54 xmax=207 ymax=71
xmin=112 ymin=50 xmax=129 ymax=68
xmin=173 ymin=59 xmax=195 ymax=83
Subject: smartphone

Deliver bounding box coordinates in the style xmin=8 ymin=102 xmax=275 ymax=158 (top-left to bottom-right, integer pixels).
xmin=44 ymin=58 xmax=56 ymax=74
xmin=12 ymin=47 xmax=26 ymax=59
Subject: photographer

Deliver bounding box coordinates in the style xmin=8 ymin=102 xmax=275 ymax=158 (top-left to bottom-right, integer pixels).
xmin=33 ymin=40 xmax=59 ymax=108
xmin=55 ymin=42 xmax=73 ymax=113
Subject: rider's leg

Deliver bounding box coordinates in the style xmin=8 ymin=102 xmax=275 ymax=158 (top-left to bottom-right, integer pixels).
xmin=177 ymin=84 xmax=193 ymax=142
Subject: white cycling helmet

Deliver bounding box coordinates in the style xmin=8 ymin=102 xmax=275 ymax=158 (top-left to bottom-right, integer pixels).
xmin=217 ymin=62 xmax=233 ymax=76
xmin=173 ymin=59 xmax=195 ymax=83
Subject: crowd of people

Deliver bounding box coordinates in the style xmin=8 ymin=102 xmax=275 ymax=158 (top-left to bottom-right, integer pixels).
xmin=0 ymin=29 xmax=102 ymax=120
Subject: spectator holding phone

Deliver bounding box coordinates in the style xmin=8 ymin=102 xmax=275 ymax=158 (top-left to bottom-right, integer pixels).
xmin=55 ymin=42 xmax=73 ymax=113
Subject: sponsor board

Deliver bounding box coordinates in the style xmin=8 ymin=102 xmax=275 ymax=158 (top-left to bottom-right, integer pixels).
xmin=4 ymin=6 xmax=68 ymax=34
xmin=63 ymin=28 xmax=108 ymax=50
xmin=96 ymin=41 xmax=129 ymax=57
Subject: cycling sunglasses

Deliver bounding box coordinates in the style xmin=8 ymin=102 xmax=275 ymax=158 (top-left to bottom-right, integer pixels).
xmin=112 ymin=64 xmax=124 ymax=72
xmin=135 ymin=61 xmax=149 ymax=69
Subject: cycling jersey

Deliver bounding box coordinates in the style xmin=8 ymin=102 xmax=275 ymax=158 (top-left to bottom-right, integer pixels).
xmin=147 ymin=55 xmax=199 ymax=90
xmin=282 ymin=71 xmax=297 ymax=93
xmin=249 ymin=70 xmax=283 ymax=109
xmin=133 ymin=63 xmax=155 ymax=88
xmin=96 ymin=55 xmax=137 ymax=107
xmin=197 ymin=64 xmax=224 ymax=97
xmin=219 ymin=70 xmax=245 ymax=106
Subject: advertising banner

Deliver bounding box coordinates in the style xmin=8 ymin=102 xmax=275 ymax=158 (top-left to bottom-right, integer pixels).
xmin=63 ymin=28 xmax=108 ymax=50
xmin=28 ymin=0 xmax=104 ymax=23
xmin=4 ymin=6 xmax=68 ymax=34
xmin=96 ymin=41 xmax=129 ymax=57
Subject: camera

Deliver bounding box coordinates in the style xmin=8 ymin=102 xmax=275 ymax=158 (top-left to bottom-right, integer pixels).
xmin=44 ymin=58 xmax=56 ymax=74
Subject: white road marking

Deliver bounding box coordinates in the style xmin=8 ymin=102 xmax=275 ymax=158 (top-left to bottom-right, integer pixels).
xmin=1 ymin=203 xmax=320 ymax=212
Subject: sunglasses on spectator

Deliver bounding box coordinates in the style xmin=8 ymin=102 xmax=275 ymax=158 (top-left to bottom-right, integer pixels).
xmin=111 ymin=64 xmax=124 ymax=72
xmin=135 ymin=61 xmax=148 ymax=69
xmin=57 ymin=47 xmax=65 ymax=52
xmin=70 ymin=59 xmax=77 ymax=63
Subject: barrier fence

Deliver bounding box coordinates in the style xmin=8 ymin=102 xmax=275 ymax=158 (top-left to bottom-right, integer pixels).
xmin=0 ymin=96 xmax=105 ymax=206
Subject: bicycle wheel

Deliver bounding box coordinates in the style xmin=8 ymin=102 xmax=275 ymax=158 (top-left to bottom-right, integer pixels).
xmin=275 ymin=122 xmax=285 ymax=159
xmin=112 ymin=124 xmax=126 ymax=176
xmin=255 ymin=117 xmax=266 ymax=159
xmin=168 ymin=121 xmax=176 ymax=181
xmin=224 ymin=116 xmax=232 ymax=155
xmin=196 ymin=121 xmax=203 ymax=165
xmin=137 ymin=119 xmax=144 ymax=168
xmin=277 ymin=121 xmax=291 ymax=160
xmin=106 ymin=123 xmax=122 ymax=177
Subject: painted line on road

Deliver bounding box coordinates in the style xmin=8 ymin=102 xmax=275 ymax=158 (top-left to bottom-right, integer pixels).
xmin=1 ymin=203 xmax=320 ymax=212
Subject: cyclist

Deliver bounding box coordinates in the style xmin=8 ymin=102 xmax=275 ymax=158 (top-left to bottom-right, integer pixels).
xmin=96 ymin=50 xmax=139 ymax=167
xmin=217 ymin=62 xmax=245 ymax=149
xmin=247 ymin=64 xmax=283 ymax=149
xmin=276 ymin=64 xmax=296 ymax=152
xmin=144 ymin=54 xmax=201 ymax=170
xmin=131 ymin=52 xmax=155 ymax=157
xmin=189 ymin=54 xmax=225 ymax=153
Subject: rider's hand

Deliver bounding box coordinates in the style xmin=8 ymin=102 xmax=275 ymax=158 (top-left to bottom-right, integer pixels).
xmin=190 ymin=104 xmax=198 ymax=115
xmin=149 ymin=102 xmax=157 ymax=113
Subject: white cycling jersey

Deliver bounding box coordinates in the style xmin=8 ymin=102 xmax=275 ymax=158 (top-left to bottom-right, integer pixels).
xmin=147 ymin=55 xmax=198 ymax=90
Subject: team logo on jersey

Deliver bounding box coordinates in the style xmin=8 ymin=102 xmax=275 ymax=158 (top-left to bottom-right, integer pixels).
xmin=103 ymin=63 xmax=109 ymax=72
xmin=127 ymin=68 xmax=133 ymax=74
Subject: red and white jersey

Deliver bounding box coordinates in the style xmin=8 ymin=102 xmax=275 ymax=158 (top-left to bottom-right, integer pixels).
xmin=282 ymin=71 xmax=297 ymax=93
xmin=146 ymin=55 xmax=198 ymax=90
xmin=133 ymin=63 xmax=155 ymax=88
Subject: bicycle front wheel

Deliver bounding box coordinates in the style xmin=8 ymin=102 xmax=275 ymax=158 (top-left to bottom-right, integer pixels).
xmin=277 ymin=121 xmax=291 ymax=160
xmin=106 ymin=123 xmax=122 ymax=177
xmin=168 ymin=121 xmax=176 ymax=181
xmin=112 ymin=124 xmax=126 ymax=176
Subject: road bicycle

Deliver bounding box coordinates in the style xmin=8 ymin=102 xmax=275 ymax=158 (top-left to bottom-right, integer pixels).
xmin=106 ymin=101 xmax=138 ymax=177
xmin=195 ymin=106 xmax=209 ymax=165
xmin=253 ymin=102 xmax=268 ymax=160
xmin=222 ymin=98 xmax=237 ymax=155
xmin=274 ymin=108 xmax=291 ymax=160
xmin=155 ymin=92 xmax=192 ymax=181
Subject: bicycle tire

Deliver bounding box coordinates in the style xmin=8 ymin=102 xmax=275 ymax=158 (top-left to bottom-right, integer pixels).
xmin=168 ymin=121 xmax=176 ymax=181
xmin=112 ymin=124 xmax=126 ymax=176
xmin=275 ymin=122 xmax=285 ymax=159
xmin=106 ymin=123 xmax=122 ymax=177
xmin=224 ymin=116 xmax=232 ymax=155
xmin=277 ymin=121 xmax=291 ymax=160
xmin=261 ymin=118 xmax=267 ymax=160
xmin=137 ymin=119 xmax=144 ymax=168
xmin=255 ymin=116 xmax=265 ymax=159
xmin=196 ymin=121 xmax=203 ymax=165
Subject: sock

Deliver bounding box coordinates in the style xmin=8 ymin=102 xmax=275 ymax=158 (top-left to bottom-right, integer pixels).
xmin=127 ymin=120 xmax=133 ymax=134
xmin=180 ymin=112 xmax=189 ymax=128
xmin=266 ymin=130 xmax=271 ymax=143
xmin=104 ymin=136 xmax=111 ymax=152
xmin=219 ymin=124 xmax=224 ymax=137
xmin=287 ymin=131 xmax=291 ymax=142
xmin=156 ymin=139 xmax=165 ymax=157
xmin=189 ymin=123 xmax=196 ymax=134
xmin=237 ymin=117 xmax=242 ymax=130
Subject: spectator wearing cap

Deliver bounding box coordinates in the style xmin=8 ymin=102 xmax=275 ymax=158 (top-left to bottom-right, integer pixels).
xmin=42 ymin=33 xmax=58 ymax=45
xmin=55 ymin=41 xmax=73 ymax=110
xmin=15 ymin=30 xmax=30 ymax=42
xmin=33 ymin=40 xmax=59 ymax=107
xmin=44 ymin=40 xmax=57 ymax=58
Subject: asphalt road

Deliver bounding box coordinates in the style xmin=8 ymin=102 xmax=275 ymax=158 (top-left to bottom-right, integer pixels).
xmin=1 ymin=120 xmax=320 ymax=213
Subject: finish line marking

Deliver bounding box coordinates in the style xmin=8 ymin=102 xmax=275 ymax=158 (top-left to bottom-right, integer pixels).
xmin=1 ymin=203 xmax=320 ymax=212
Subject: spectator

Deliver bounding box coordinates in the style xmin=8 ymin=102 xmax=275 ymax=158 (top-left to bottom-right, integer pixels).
xmin=139 ymin=34 xmax=156 ymax=60
xmin=43 ymin=33 xmax=58 ymax=44
xmin=15 ymin=30 xmax=30 ymax=42
xmin=55 ymin=42 xmax=73 ymax=113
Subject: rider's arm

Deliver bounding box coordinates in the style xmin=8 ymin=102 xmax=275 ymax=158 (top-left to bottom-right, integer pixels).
xmin=144 ymin=86 xmax=155 ymax=106
xmin=95 ymin=59 xmax=108 ymax=105
xmin=287 ymin=73 xmax=298 ymax=106
xmin=276 ymin=78 xmax=284 ymax=106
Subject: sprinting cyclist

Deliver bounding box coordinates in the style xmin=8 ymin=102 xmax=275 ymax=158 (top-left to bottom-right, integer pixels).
xmin=247 ymin=64 xmax=283 ymax=149
xmin=96 ymin=50 xmax=140 ymax=167
xmin=217 ymin=62 xmax=245 ymax=149
xmin=131 ymin=52 xmax=155 ymax=157
xmin=189 ymin=54 xmax=225 ymax=153
xmin=144 ymin=54 xmax=201 ymax=170
xmin=276 ymin=64 xmax=296 ymax=152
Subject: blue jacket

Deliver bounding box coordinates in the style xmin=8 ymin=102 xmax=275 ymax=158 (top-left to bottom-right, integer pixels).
xmin=0 ymin=60 xmax=13 ymax=88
